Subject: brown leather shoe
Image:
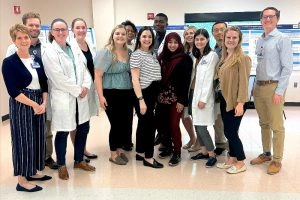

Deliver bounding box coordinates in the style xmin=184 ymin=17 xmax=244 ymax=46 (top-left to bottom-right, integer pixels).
xmin=74 ymin=161 xmax=96 ymax=171
xmin=267 ymin=161 xmax=282 ymax=175
xmin=250 ymin=153 xmax=271 ymax=165
xmin=58 ymin=166 xmax=69 ymax=180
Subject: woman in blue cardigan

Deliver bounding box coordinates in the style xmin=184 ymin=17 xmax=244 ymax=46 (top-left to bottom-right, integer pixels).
xmin=2 ymin=24 xmax=50 ymax=192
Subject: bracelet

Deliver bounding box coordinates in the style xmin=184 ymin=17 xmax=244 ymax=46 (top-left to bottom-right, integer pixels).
xmin=138 ymin=96 xmax=143 ymax=100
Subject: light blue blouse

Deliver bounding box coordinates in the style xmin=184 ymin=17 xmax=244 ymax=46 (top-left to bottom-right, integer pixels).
xmin=94 ymin=48 xmax=132 ymax=89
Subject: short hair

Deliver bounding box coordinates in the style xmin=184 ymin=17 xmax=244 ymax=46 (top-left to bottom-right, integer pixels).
xmin=260 ymin=7 xmax=280 ymax=19
xmin=121 ymin=20 xmax=137 ymax=33
xmin=22 ymin=12 xmax=41 ymax=25
xmin=9 ymin=23 xmax=30 ymax=41
xmin=211 ymin=21 xmax=227 ymax=32
xmin=48 ymin=18 xmax=68 ymax=43
xmin=155 ymin=13 xmax=168 ymax=22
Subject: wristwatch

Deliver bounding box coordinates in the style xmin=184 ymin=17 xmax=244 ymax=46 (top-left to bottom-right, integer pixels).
xmin=138 ymin=96 xmax=144 ymax=100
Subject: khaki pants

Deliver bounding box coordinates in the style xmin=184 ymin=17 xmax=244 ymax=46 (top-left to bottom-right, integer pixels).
xmin=253 ymin=83 xmax=285 ymax=162
xmin=45 ymin=120 xmax=53 ymax=160
xmin=214 ymin=113 xmax=228 ymax=149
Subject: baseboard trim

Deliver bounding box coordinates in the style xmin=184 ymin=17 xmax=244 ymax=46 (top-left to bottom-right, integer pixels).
xmin=1 ymin=114 xmax=9 ymax=122
xmin=247 ymin=102 xmax=300 ymax=109
xmin=285 ymin=102 xmax=300 ymax=106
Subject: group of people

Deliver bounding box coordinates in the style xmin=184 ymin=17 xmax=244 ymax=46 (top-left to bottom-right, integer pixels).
xmin=2 ymin=13 xmax=99 ymax=192
xmin=1 ymin=6 xmax=293 ymax=193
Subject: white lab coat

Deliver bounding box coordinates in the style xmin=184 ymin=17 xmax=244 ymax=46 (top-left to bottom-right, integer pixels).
xmin=192 ymin=51 xmax=219 ymax=126
xmin=42 ymin=40 xmax=91 ymax=131
xmin=70 ymin=38 xmax=99 ymax=117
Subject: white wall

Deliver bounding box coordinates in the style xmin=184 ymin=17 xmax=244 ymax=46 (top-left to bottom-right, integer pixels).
xmin=92 ymin=0 xmax=300 ymax=103
xmin=93 ymin=0 xmax=300 ymax=48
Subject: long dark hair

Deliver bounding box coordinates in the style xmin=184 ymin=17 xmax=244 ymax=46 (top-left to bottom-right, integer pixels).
xmin=134 ymin=26 xmax=155 ymax=52
xmin=192 ymin=28 xmax=212 ymax=60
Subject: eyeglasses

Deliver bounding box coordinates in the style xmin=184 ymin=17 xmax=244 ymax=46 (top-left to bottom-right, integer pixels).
xmin=52 ymin=28 xmax=68 ymax=32
xmin=213 ymin=28 xmax=225 ymax=33
xmin=262 ymin=15 xmax=276 ymax=20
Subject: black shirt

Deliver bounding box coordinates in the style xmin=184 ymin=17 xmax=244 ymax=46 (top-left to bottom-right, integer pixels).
xmin=82 ymin=46 xmax=95 ymax=81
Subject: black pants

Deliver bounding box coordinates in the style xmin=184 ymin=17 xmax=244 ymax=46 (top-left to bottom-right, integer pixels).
xmin=104 ymin=89 xmax=133 ymax=151
xmin=124 ymin=90 xmax=134 ymax=148
xmin=134 ymin=81 xmax=160 ymax=158
xmin=220 ymin=94 xmax=246 ymax=161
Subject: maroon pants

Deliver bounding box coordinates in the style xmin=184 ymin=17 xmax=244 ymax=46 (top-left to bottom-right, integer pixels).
xmin=156 ymin=102 xmax=182 ymax=154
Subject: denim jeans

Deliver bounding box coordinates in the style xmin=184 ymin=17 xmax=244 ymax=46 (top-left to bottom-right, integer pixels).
xmin=55 ymin=121 xmax=90 ymax=165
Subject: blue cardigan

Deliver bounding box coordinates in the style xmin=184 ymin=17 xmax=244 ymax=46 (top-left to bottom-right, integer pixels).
xmin=2 ymin=53 xmax=48 ymax=98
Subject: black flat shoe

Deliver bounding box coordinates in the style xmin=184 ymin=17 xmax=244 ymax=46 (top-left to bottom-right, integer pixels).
xmin=214 ymin=148 xmax=226 ymax=156
xmin=143 ymin=158 xmax=164 ymax=168
xmin=26 ymin=175 xmax=52 ymax=181
xmin=136 ymin=154 xmax=144 ymax=161
xmin=16 ymin=184 xmax=43 ymax=192
xmin=84 ymin=154 xmax=98 ymax=159
xmin=168 ymin=154 xmax=181 ymax=166
xmin=158 ymin=150 xmax=172 ymax=159
xmin=45 ymin=157 xmax=59 ymax=170
xmin=190 ymin=153 xmax=209 ymax=160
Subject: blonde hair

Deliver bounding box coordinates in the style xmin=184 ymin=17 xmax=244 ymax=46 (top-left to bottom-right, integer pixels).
xmin=183 ymin=26 xmax=197 ymax=53
xmin=218 ymin=26 xmax=244 ymax=68
xmin=9 ymin=23 xmax=30 ymax=41
xmin=105 ymin=24 xmax=128 ymax=62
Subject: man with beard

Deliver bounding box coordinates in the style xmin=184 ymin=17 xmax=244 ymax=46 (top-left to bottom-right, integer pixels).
xmin=6 ymin=12 xmax=59 ymax=170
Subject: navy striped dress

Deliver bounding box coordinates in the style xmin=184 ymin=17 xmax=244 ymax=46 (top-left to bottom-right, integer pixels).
xmin=2 ymin=53 xmax=48 ymax=176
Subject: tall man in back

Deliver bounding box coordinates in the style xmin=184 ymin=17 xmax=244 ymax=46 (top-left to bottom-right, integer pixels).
xmin=6 ymin=12 xmax=58 ymax=169
xmin=153 ymin=13 xmax=168 ymax=146
xmin=153 ymin=13 xmax=168 ymax=56
xmin=211 ymin=21 xmax=228 ymax=155
xmin=251 ymin=7 xmax=293 ymax=175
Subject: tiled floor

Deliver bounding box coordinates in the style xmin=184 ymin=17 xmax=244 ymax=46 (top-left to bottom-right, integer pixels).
xmin=0 ymin=107 xmax=300 ymax=200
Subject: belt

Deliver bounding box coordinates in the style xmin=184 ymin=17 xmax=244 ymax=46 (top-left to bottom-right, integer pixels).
xmin=256 ymin=80 xmax=278 ymax=86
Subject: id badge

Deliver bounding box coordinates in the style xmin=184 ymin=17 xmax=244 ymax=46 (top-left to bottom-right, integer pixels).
xmin=31 ymin=61 xmax=41 ymax=68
